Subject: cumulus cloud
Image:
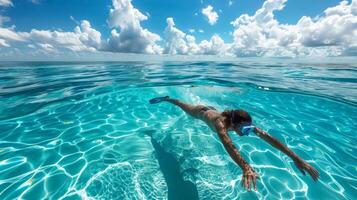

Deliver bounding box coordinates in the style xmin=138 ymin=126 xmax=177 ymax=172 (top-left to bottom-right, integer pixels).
xmin=230 ymin=0 xmax=357 ymax=57
xmin=0 ymin=0 xmax=12 ymax=28
xmin=0 ymin=20 xmax=102 ymax=51
xmin=202 ymin=5 xmax=219 ymax=25
xmin=1 ymin=0 xmax=356 ymax=58
xmin=0 ymin=0 xmax=14 ymax=47
xmin=27 ymin=20 xmax=102 ymax=51
xmin=297 ymin=0 xmax=357 ymax=50
xmin=105 ymin=0 xmax=162 ymax=54
xmin=0 ymin=38 xmax=9 ymax=47
xmin=0 ymin=0 xmax=12 ymax=7
xmin=74 ymin=20 xmax=102 ymax=49
xmin=231 ymin=0 xmax=290 ymax=50
xmin=38 ymin=43 xmax=55 ymax=52
xmin=0 ymin=0 xmax=161 ymax=54
xmin=0 ymin=27 xmax=27 ymax=42
xmin=163 ymin=17 xmax=189 ymax=54
xmin=199 ymin=34 xmax=229 ymax=55
xmin=163 ymin=17 xmax=229 ymax=55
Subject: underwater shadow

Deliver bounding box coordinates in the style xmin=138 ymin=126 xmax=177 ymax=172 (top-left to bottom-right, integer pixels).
xmin=145 ymin=130 xmax=199 ymax=200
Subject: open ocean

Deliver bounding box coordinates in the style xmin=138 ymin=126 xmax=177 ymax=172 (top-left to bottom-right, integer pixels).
xmin=0 ymin=61 xmax=356 ymax=200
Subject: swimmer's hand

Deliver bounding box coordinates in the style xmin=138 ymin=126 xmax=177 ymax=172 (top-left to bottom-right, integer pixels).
xmin=242 ymin=167 xmax=259 ymax=191
xmin=294 ymin=158 xmax=319 ymax=181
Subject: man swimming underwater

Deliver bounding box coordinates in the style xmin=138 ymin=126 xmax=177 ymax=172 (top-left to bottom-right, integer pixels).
xmin=149 ymin=96 xmax=319 ymax=191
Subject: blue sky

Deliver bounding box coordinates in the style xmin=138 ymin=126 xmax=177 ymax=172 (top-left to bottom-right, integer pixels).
xmin=6 ymin=0 xmax=342 ymax=40
xmin=0 ymin=0 xmax=356 ymax=59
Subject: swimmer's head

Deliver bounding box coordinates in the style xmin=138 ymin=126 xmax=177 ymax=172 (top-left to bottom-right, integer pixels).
xmin=222 ymin=109 xmax=253 ymax=136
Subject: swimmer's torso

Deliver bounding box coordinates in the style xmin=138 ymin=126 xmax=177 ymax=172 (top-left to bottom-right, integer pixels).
xmin=196 ymin=106 xmax=225 ymax=132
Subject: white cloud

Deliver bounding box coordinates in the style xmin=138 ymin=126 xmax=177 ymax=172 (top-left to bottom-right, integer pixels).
xmin=0 ymin=38 xmax=9 ymax=47
xmin=202 ymin=5 xmax=219 ymax=25
xmin=185 ymin=35 xmax=200 ymax=54
xmin=0 ymin=1 xmax=12 ymax=29
xmin=163 ymin=17 xmax=189 ymax=54
xmin=230 ymin=0 xmax=357 ymax=57
xmin=38 ymin=43 xmax=55 ymax=52
xmin=0 ymin=0 xmax=356 ymax=58
xmin=27 ymin=20 xmax=102 ymax=51
xmin=163 ymin=17 xmax=229 ymax=56
xmin=75 ymin=20 xmax=102 ymax=49
xmin=28 ymin=30 xmax=85 ymax=51
xmin=0 ymin=0 xmax=163 ymax=54
xmin=105 ymin=0 xmax=162 ymax=54
xmin=0 ymin=0 xmax=164 ymax=54
xmin=298 ymin=0 xmax=357 ymax=49
xmin=0 ymin=19 xmax=102 ymax=50
xmin=198 ymin=34 xmax=230 ymax=55
xmin=0 ymin=0 xmax=12 ymax=7
xmin=0 ymin=27 xmax=27 ymax=42
xmin=231 ymin=0 xmax=289 ymax=50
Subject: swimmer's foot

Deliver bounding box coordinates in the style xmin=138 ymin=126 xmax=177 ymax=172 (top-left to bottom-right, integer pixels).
xmin=149 ymin=96 xmax=170 ymax=104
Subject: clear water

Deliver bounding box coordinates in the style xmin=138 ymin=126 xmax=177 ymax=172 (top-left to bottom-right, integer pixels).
xmin=0 ymin=61 xmax=356 ymax=200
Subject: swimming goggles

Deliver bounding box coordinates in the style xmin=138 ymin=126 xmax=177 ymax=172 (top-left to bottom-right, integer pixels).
xmin=237 ymin=123 xmax=255 ymax=136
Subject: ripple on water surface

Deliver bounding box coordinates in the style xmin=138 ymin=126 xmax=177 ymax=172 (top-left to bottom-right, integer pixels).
xmin=0 ymin=62 xmax=356 ymax=200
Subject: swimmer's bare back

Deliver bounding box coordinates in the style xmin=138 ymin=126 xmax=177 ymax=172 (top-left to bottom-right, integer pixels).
xmin=149 ymin=96 xmax=319 ymax=191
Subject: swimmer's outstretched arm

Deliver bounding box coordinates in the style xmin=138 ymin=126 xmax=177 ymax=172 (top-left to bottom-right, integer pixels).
xmin=253 ymin=127 xmax=319 ymax=181
xmin=216 ymin=122 xmax=258 ymax=191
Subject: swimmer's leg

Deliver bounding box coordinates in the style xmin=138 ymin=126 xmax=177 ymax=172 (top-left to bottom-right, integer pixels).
xmin=150 ymin=96 xmax=203 ymax=118
xmin=166 ymin=98 xmax=205 ymax=119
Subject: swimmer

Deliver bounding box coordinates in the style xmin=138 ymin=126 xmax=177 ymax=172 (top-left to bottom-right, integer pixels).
xmin=149 ymin=96 xmax=319 ymax=191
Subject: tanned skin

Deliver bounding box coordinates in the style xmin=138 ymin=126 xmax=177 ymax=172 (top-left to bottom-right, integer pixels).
xmin=161 ymin=97 xmax=319 ymax=191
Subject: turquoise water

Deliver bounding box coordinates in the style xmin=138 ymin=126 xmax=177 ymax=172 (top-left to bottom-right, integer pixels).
xmin=0 ymin=61 xmax=356 ymax=200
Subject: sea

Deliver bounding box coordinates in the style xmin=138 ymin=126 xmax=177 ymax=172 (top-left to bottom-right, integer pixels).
xmin=0 ymin=60 xmax=356 ymax=199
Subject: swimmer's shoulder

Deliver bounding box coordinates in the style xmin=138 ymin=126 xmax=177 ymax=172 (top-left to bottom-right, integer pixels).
xmin=213 ymin=115 xmax=226 ymax=130
xmin=204 ymin=110 xmax=222 ymax=121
